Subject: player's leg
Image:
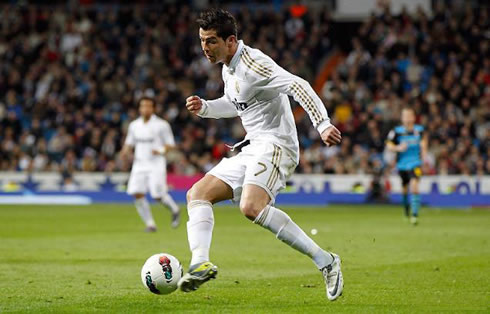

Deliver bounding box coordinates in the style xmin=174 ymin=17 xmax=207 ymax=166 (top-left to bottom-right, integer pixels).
xmin=400 ymin=171 xmax=410 ymax=217
xmin=409 ymin=168 xmax=422 ymax=225
xmin=240 ymin=143 xmax=343 ymax=300
xmin=133 ymin=194 xmax=157 ymax=232
xmin=240 ymin=185 xmax=334 ymax=269
xmin=162 ymin=193 xmax=180 ymax=216
xmin=179 ymin=173 xmax=234 ymax=292
xmin=154 ymin=194 xmax=180 ymax=228
xmin=240 ymin=184 xmax=342 ymax=300
xmin=149 ymin=170 xmax=180 ymax=228
xmin=186 ymin=174 xmax=232 ymax=264
xmin=161 ymin=193 xmax=181 ymax=228
xmin=128 ymin=171 xmax=156 ymax=232
xmin=402 ymin=184 xmax=410 ymax=217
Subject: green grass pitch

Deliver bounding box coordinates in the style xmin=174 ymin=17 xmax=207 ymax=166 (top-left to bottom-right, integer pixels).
xmin=1 ymin=203 xmax=489 ymax=313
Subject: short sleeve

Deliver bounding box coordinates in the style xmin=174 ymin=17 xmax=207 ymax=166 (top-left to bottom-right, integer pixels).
xmin=125 ymin=123 xmax=135 ymax=146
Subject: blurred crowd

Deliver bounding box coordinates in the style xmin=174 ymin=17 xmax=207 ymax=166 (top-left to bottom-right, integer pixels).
xmin=0 ymin=3 xmax=332 ymax=176
xmin=300 ymin=2 xmax=489 ymax=176
xmin=0 ymin=2 xmax=488 ymax=177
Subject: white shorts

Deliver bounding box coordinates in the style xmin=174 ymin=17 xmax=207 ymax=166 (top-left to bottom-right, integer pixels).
xmin=127 ymin=169 xmax=167 ymax=199
xmin=208 ymin=141 xmax=297 ymax=203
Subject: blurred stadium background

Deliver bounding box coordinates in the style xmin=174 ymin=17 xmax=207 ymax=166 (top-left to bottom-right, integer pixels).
xmin=0 ymin=0 xmax=488 ymax=206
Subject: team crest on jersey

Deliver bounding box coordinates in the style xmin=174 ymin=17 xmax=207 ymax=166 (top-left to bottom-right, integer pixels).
xmin=159 ymin=256 xmax=173 ymax=282
xmin=235 ymin=80 xmax=240 ymax=94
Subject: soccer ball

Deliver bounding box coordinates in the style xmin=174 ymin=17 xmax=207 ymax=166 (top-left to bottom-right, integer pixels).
xmin=141 ymin=253 xmax=183 ymax=295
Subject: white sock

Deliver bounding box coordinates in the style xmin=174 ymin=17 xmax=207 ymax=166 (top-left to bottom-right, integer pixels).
xmin=162 ymin=193 xmax=179 ymax=214
xmin=254 ymin=205 xmax=333 ymax=269
xmin=187 ymin=200 xmax=214 ymax=265
xmin=135 ymin=198 xmax=156 ymax=228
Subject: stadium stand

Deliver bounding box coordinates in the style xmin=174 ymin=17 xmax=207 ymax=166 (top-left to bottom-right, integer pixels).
xmin=0 ymin=2 xmax=488 ymax=177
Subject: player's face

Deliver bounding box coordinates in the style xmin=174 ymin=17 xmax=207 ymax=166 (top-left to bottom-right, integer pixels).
xmin=401 ymin=109 xmax=415 ymax=127
xmin=199 ymin=28 xmax=228 ymax=64
xmin=139 ymin=100 xmax=154 ymax=119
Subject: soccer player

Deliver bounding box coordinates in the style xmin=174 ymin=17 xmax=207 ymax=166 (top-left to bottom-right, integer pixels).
xmin=386 ymin=107 xmax=428 ymax=225
xmin=179 ymin=9 xmax=343 ymax=301
xmin=121 ymin=97 xmax=180 ymax=232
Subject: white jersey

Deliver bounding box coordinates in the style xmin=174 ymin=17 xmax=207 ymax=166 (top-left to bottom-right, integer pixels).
xmin=125 ymin=114 xmax=175 ymax=171
xmin=198 ymin=40 xmax=331 ymax=163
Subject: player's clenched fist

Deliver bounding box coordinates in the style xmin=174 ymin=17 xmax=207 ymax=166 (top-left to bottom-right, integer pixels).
xmin=186 ymin=96 xmax=202 ymax=114
xmin=321 ymin=125 xmax=342 ymax=147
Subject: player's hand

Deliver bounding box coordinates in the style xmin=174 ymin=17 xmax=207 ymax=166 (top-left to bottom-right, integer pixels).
xmin=186 ymin=96 xmax=202 ymax=114
xmin=397 ymin=143 xmax=408 ymax=152
xmin=120 ymin=146 xmax=131 ymax=160
xmin=152 ymin=146 xmax=166 ymax=156
xmin=321 ymin=125 xmax=342 ymax=147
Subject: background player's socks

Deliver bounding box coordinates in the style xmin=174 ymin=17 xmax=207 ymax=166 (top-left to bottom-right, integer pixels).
xmin=403 ymin=193 xmax=410 ymax=216
xmin=162 ymin=193 xmax=180 ymax=214
xmin=411 ymin=194 xmax=420 ymax=217
xmin=135 ymin=198 xmax=156 ymax=228
xmin=254 ymin=205 xmax=333 ymax=269
xmin=187 ymin=200 xmax=214 ymax=265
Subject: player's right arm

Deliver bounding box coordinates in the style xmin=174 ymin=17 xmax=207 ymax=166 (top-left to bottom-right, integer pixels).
xmin=186 ymin=95 xmax=238 ymax=119
xmin=120 ymin=123 xmax=135 ymax=158
xmin=386 ymin=130 xmax=407 ymax=152
xmin=120 ymin=144 xmax=133 ymax=159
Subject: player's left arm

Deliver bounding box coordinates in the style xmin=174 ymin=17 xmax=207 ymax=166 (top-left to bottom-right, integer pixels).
xmin=256 ymin=60 xmax=341 ymax=146
xmin=386 ymin=129 xmax=407 ymax=152
xmin=420 ymin=128 xmax=428 ymax=163
xmin=152 ymin=122 xmax=177 ymax=156
xmin=120 ymin=123 xmax=135 ymax=159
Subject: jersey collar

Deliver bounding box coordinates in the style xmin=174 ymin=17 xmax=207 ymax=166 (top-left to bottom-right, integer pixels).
xmin=142 ymin=114 xmax=156 ymax=124
xmin=226 ymin=40 xmax=244 ymax=74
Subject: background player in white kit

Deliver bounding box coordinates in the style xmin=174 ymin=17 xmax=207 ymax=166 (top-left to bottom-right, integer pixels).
xmin=121 ymin=97 xmax=180 ymax=232
xmin=178 ymin=9 xmax=343 ymax=301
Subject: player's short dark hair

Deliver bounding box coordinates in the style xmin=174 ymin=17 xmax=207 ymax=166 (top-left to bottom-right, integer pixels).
xmin=402 ymin=106 xmax=415 ymax=114
xmin=137 ymin=96 xmax=156 ymax=108
xmin=197 ymin=8 xmax=237 ymax=41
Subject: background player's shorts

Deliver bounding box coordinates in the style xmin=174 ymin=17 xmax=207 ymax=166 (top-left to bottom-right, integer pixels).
xmin=127 ymin=169 xmax=167 ymax=198
xmin=208 ymin=141 xmax=297 ymax=203
xmin=399 ymin=167 xmax=422 ymax=185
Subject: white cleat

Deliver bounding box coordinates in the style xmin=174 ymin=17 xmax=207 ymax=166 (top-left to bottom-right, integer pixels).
xmin=178 ymin=261 xmax=218 ymax=292
xmin=321 ymin=253 xmax=343 ymax=301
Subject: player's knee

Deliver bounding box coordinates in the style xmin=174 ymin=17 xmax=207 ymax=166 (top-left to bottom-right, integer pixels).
xmin=239 ymin=201 xmax=261 ymax=221
xmin=410 ymin=180 xmax=419 ymax=194
xmin=187 ymin=184 xmax=209 ymax=203
xmin=186 ymin=187 xmax=195 ymax=203
xmin=411 ymin=185 xmax=419 ymax=194
xmin=133 ymin=193 xmax=145 ymax=199
xmin=402 ymin=185 xmax=409 ymax=194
